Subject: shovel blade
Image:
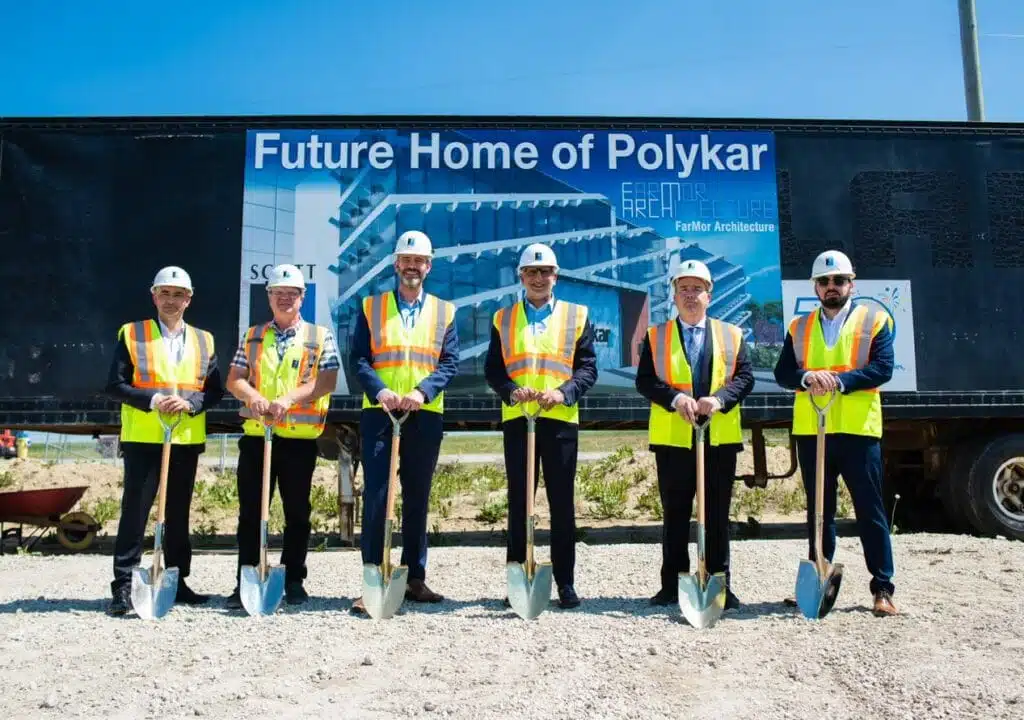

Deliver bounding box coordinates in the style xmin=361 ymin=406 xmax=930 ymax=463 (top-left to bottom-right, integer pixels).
xmin=130 ymin=564 xmax=179 ymax=620
xmin=239 ymin=564 xmax=286 ymax=617
xmin=361 ymin=563 xmax=408 ymax=620
xmin=506 ymin=561 xmax=553 ymax=620
xmin=795 ymin=559 xmax=844 ymax=620
xmin=678 ymin=572 xmax=726 ymax=629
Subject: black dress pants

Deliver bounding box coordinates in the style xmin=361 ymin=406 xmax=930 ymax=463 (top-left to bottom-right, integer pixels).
xmin=111 ymin=441 xmax=200 ymax=593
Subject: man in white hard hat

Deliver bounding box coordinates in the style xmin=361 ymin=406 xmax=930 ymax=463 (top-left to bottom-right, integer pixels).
xmin=635 ymin=258 xmax=754 ymax=611
xmin=773 ymin=249 xmax=898 ymax=617
xmin=103 ymin=266 xmax=225 ymax=616
xmin=224 ymin=263 xmax=339 ymax=609
xmin=485 ymin=242 xmax=598 ymax=609
xmin=349 ymin=230 xmax=460 ymax=613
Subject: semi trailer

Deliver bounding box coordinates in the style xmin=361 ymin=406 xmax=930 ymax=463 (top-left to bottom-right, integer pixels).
xmin=1 ymin=113 xmax=1023 ymax=543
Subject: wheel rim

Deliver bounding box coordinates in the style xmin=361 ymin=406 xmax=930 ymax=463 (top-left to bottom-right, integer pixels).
xmin=991 ymin=457 xmax=1024 ymax=524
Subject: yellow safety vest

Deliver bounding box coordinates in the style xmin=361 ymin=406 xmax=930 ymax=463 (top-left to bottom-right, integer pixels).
xmin=119 ymin=319 xmax=214 ymax=445
xmin=789 ymin=303 xmax=890 ymax=437
xmin=361 ymin=292 xmax=455 ymax=414
xmin=646 ymin=317 xmax=744 ymax=449
xmin=241 ymin=321 xmax=331 ymax=439
xmin=494 ymin=299 xmax=587 ymax=424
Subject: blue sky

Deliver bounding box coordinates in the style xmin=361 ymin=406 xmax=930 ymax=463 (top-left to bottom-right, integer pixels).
xmin=2 ymin=0 xmax=1022 ymax=120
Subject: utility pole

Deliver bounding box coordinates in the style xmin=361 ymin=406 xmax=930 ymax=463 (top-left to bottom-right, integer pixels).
xmin=958 ymin=0 xmax=985 ymax=121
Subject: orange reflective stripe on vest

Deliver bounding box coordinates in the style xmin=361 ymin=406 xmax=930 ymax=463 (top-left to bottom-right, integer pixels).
xmin=649 ymin=321 xmax=692 ymax=394
xmin=366 ymin=293 xmax=449 ymax=372
xmin=497 ymin=302 xmax=581 ymax=381
xmin=125 ymin=320 xmax=211 ymax=392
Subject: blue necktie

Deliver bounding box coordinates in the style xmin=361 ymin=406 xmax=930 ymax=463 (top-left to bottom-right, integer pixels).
xmin=685 ymin=327 xmax=698 ymax=367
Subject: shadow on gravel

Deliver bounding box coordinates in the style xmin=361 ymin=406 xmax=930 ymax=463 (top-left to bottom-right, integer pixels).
xmin=0 ymin=597 xmax=108 ymax=614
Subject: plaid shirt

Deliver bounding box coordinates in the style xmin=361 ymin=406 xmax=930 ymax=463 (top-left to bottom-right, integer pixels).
xmin=231 ymin=320 xmax=340 ymax=373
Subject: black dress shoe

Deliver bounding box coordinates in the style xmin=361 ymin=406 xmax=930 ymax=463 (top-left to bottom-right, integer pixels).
xmin=650 ymin=589 xmax=678 ymax=606
xmin=285 ymin=581 xmax=309 ymax=605
xmin=557 ymin=584 xmax=580 ymax=609
xmin=106 ymin=585 xmax=131 ymax=616
xmin=176 ymin=582 xmax=209 ymax=605
xmin=226 ymin=587 xmax=242 ymax=610
xmin=725 ymin=590 xmax=741 ymax=611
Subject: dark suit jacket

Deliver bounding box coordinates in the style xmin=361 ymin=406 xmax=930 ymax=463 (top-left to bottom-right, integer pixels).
xmin=349 ymin=291 xmax=460 ymax=406
xmin=104 ymin=322 xmax=226 ymax=448
xmin=634 ymin=317 xmax=755 ymax=450
xmin=773 ymin=309 xmax=895 ymax=393
xmin=483 ymin=300 xmax=599 ymax=411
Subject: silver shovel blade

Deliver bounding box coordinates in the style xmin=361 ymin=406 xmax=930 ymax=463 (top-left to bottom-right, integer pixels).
xmin=239 ymin=563 xmax=286 ymax=617
xmin=361 ymin=563 xmax=408 ymax=620
xmin=795 ymin=558 xmax=844 ymax=620
xmin=678 ymin=572 xmax=726 ymax=629
xmin=506 ymin=561 xmax=553 ymax=620
xmin=130 ymin=564 xmax=179 ymax=620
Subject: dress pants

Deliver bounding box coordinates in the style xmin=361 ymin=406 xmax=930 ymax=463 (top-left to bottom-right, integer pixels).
xmin=234 ymin=434 xmax=319 ymax=586
xmin=359 ymin=408 xmax=443 ymax=581
xmin=653 ymin=441 xmax=739 ymax=594
xmin=111 ymin=441 xmax=200 ymax=593
xmin=796 ymin=433 xmax=895 ymax=595
xmin=503 ymin=416 xmax=579 ymax=588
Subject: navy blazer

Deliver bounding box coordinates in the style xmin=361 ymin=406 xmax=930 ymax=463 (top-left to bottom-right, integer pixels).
xmin=348 ymin=291 xmax=460 ymax=405
xmin=773 ymin=308 xmax=895 ymax=393
xmin=483 ymin=300 xmax=599 ymax=409
xmin=634 ymin=318 xmax=755 ymax=416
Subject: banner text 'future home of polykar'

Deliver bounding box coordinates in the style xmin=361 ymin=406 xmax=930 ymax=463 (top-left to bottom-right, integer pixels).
xmin=241 ymin=127 xmax=785 ymax=395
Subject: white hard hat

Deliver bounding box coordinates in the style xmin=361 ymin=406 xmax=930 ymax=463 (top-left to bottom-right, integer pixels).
xmin=518 ymin=243 xmax=559 ymax=270
xmin=394 ymin=230 xmax=433 ymax=258
xmin=811 ymin=250 xmax=855 ymax=280
xmin=671 ymin=259 xmax=713 ymax=290
xmin=266 ymin=263 xmax=306 ymax=289
xmin=151 ymin=266 xmax=193 ymax=293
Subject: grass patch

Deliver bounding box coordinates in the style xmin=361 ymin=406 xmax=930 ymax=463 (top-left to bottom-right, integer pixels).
xmin=85 ymin=497 xmax=120 ymax=527
xmin=576 ymin=446 xmax=637 ymax=520
xmin=0 ymin=470 xmax=15 ymax=490
xmin=475 ymin=497 xmax=509 ymax=524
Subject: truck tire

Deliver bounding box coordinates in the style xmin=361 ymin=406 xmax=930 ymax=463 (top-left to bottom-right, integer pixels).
xmin=939 ymin=438 xmax=985 ymax=533
xmin=965 ymin=434 xmax=1024 ymax=541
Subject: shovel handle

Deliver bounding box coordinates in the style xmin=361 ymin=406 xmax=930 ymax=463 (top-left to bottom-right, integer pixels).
xmin=694 ymin=417 xmax=710 ymax=583
xmin=259 ymin=421 xmax=274 ymax=577
xmin=811 ymin=390 xmax=835 ymax=576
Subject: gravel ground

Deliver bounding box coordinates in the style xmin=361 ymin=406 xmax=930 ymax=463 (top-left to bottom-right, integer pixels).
xmin=1 ymin=533 xmax=1021 ymax=720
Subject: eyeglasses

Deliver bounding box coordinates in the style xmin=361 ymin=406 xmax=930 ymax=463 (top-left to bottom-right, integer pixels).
xmin=815 ymin=276 xmax=850 ymax=288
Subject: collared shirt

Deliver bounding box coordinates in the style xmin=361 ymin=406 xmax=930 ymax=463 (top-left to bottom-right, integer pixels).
xmin=397 ymin=288 xmax=425 ymax=330
xmin=819 ymin=300 xmax=852 ymax=349
xmin=158 ymin=319 xmax=187 ymax=365
xmin=679 ymin=315 xmax=707 ymax=368
xmin=230 ymin=319 xmax=340 ymax=372
xmin=524 ymin=296 xmax=555 ymax=335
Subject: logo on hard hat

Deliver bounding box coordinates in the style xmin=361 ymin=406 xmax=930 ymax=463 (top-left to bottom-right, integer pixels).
xmin=825 ymin=256 xmax=835 ymax=267
xmin=283 ymin=270 xmax=290 ymax=277
xmin=407 ymin=238 xmax=415 ymax=246
xmin=171 ymin=270 xmax=178 ymax=278
xmin=535 ymin=251 xmax=543 ymax=261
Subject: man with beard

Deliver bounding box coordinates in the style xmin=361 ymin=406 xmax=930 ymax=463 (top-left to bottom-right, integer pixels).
xmin=349 ymin=230 xmax=460 ymax=613
xmin=225 ymin=263 xmax=339 ymax=608
xmin=485 ymin=243 xmax=598 ymax=609
xmin=635 ymin=259 xmax=753 ymax=610
xmin=104 ymin=266 xmax=225 ymax=616
xmin=773 ymin=250 xmax=898 ymax=617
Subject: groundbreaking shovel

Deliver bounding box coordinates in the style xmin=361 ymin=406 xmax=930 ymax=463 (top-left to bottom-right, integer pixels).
xmin=506 ymin=402 xmax=553 ymax=620
xmin=678 ymin=416 xmax=727 ymax=629
xmin=361 ymin=408 xmax=410 ymax=620
xmin=131 ymin=409 xmax=182 ymax=620
xmin=795 ymin=388 xmax=844 ymax=620
xmin=240 ymin=418 xmax=286 ymax=617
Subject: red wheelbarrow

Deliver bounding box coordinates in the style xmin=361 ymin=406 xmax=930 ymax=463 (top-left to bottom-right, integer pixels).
xmin=0 ymin=486 xmax=101 ymax=553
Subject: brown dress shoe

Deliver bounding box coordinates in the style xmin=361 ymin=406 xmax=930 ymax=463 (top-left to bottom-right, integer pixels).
xmin=405 ymin=579 xmax=443 ymax=603
xmin=872 ymin=591 xmax=898 ymax=617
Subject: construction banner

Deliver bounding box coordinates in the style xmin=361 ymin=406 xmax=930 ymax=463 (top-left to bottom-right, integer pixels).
xmin=240 ymin=127 xmax=785 ymax=395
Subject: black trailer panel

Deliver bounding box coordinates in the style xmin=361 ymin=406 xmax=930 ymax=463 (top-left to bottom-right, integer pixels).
xmin=2 ymin=114 xmax=1024 ymax=430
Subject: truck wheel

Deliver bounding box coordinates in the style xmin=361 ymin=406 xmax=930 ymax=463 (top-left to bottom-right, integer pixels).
xmin=966 ymin=434 xmax=1024 ymax=541
xmin=940 ymin=439 xmax=984 ymax=533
